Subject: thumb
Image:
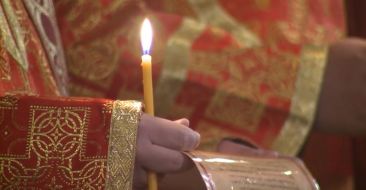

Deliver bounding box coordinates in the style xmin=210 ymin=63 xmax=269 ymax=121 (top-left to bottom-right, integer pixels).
xmin=174 ymin=118 xmax=190 ymax=127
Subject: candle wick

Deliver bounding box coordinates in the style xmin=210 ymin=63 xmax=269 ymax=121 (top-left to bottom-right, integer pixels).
xmin=143 ymin=50 xmax=150 ymax=55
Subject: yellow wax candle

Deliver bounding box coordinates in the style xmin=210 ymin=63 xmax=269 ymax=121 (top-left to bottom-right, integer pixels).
xmin=141 ymin=54 xmax=154 ymax=115
xmin=141 ymin=54 xmax=157 ymax=190
xmin=140 ymin=18 xmax=158 ymax=190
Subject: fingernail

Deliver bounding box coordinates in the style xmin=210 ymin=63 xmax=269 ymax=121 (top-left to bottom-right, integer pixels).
xmin=194 ymin=131 xmax=200 ymax=148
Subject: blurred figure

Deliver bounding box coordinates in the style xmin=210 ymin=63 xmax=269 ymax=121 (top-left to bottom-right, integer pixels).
xmin=54 ymin=0 xmax=366 ymax=189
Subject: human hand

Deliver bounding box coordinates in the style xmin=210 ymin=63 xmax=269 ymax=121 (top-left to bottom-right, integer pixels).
xmin=315 ymin=38 xmax=366 ymax=135
xmin=133 ymin=114 xmax=200 ymax=190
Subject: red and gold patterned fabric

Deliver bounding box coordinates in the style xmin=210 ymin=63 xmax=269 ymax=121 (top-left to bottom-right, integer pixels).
xmin=0 ymin=0 xmax=62 ymax=96
xmin=0 ymin=1 xmax=142 ymax=189
xmin=55 ymin=0 xmax=344 ymax=154
xmin=0 ymin=95 xmax=142 ymax=189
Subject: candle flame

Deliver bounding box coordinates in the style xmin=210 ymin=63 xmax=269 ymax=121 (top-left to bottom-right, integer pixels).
xmin=140 ymin=18 xmax=153 ymax=55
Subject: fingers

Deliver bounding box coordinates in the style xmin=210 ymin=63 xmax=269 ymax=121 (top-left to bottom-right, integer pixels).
xmin=138 ymin=144 xmax=193 ymax=173
xmin=133 ymin=164 xmax=147 ymax=190
xmin=135 ymin=114 xmax=199 ymax=188
xmin=141 ymin=114 xmax=200 ymax=151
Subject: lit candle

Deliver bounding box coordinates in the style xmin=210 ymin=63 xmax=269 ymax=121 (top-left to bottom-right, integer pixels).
xmin=141 ymin=18 xmax=154 ymax=115
xmin=140 ymin=18 xmax=157 ymax=190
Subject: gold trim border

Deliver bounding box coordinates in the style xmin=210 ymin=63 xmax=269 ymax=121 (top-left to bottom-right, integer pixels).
xmin=271 ymin=45 xmax=328 ymax=156
xmin=23 ymin=0 xmax=69 ymax=96
xmin=188 ymin=0 xmax=261 ymax=48
xmin=0 ymin=1 xmax=25 ymax=70
xmin=155 ymin=18 xmax=205 ymax=116
xmin=105 ymin=100 xmax=142 ymax=190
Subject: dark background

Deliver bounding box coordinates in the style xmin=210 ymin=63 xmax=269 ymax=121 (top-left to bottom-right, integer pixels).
xmin=346 ymin=0 xmax=366 ymax=189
